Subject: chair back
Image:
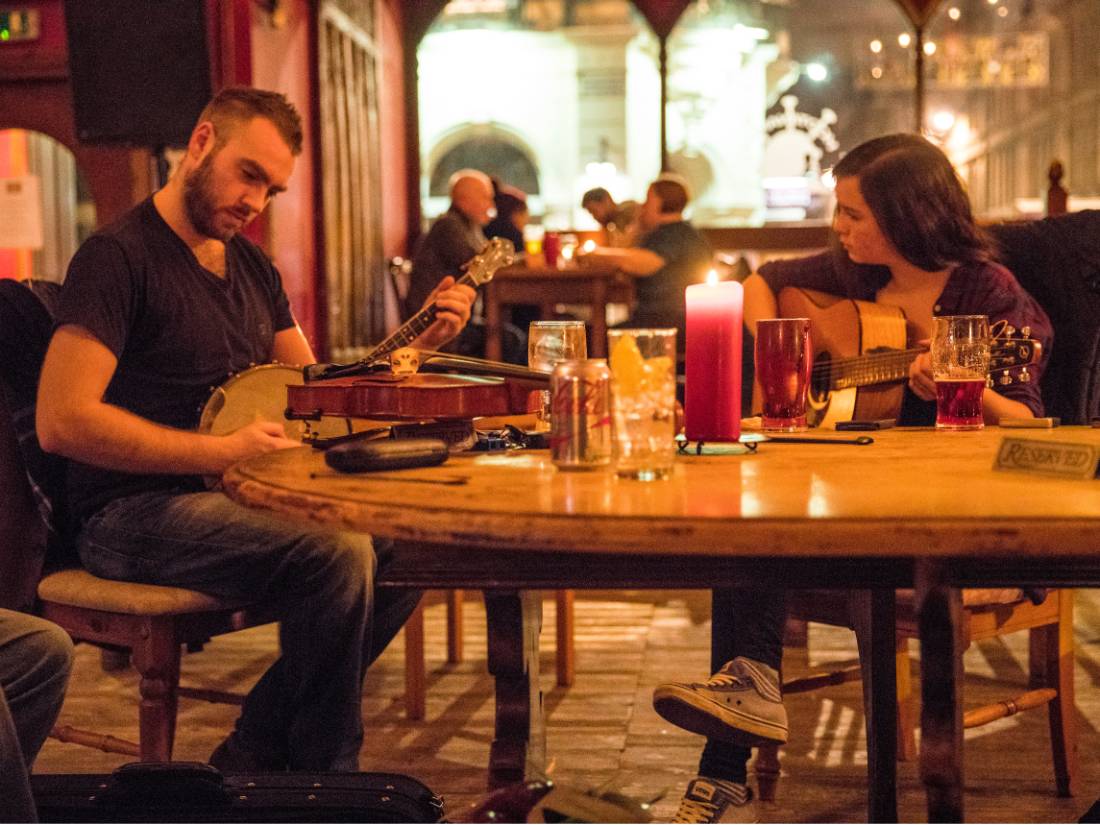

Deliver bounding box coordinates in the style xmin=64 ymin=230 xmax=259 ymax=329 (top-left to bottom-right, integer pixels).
xmin=0 ymin=279 xmax=67 ymax=609
xmin=388 ymin=257 xmax=413 ymax=323
xmin=989 ymin=211 xmax=1100 ymax=424
xmin=0 ymin=391 xmax=46 ymax=611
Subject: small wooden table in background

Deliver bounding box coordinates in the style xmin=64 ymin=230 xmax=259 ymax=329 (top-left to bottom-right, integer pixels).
xmin=483 ymin=261 xmax=634 ymax=361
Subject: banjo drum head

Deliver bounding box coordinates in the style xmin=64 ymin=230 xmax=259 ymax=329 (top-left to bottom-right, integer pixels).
xmin=199 ymin=364 xmax=309 ymax=441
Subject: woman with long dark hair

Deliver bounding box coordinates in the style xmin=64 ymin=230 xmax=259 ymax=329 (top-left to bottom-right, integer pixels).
xmin=652 ymin=134 xmax=1052 ymax=823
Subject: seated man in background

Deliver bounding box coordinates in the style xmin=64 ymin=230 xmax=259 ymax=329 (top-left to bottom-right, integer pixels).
xmin=583 ymin=175 xmax=712 ymax=345
xmin=406 ymin=169 xmax=494 ymax=320
xmin=408 ymin=169 xmax=524 ymax=362
xmin=0 ymin=609 xmax=73 ymax=822
xmin=581 ymin=186 xmax=639 ymax=247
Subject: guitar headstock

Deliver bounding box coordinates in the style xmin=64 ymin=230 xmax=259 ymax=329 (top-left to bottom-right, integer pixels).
xmin=990 ymin=324 xmax=1042 ymax=385
xmin=465 ymin=237 xmax=516 ymax=287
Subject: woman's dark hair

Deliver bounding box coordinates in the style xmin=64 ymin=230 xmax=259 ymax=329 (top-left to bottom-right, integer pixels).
xmin=494 ymin=191 xmax=528 ymax=224
xmin=833 ymin=133 xmax=994 ymax=271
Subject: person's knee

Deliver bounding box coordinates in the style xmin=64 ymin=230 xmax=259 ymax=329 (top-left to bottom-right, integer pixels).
xmin=25 ymin=620 xmax=74 ymax=690
xmin=292 ymin=530 xmax=377 ymax=601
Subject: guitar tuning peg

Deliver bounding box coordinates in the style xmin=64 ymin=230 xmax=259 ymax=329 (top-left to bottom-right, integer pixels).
xmin=1019 ymin=366 xmax=1032 ymax=383
xmin=987 ymin=376 xmax=995 ymax=388
xmin=999 ymin=373 xmax=1013 ymax=386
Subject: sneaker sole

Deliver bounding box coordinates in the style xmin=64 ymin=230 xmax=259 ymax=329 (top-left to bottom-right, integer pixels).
xmin=653 ymin=685 xmax=788 ymax=747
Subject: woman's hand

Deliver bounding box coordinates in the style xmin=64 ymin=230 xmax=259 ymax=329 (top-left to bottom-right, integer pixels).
xmin=411 ymin=276 xmax=476 ymax=351
xmin=907 ymin=340 xmax=936 ymax=401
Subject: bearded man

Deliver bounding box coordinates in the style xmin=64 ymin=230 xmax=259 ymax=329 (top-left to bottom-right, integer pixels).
xmin=36 ymin=87 xmax=475 ymax=771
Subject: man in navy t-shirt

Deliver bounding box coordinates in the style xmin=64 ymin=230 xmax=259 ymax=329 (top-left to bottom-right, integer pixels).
xmin=36 ymin=87 xmax=475 ymax=771
xmin=583 ymin=175 xmax=711 ymax=344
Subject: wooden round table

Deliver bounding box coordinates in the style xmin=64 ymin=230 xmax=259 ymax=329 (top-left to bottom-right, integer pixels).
xmin=225 ymin=427 xmax=1100 ymax=821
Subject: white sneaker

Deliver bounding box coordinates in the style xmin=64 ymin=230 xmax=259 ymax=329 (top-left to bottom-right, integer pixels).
xmin=672 ymin=777 xmax=757 ymax=824
xmin=653 ymin=656 xmax=788 ymax=747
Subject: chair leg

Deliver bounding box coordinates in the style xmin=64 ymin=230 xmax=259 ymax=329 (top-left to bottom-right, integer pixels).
xmin=755 ymin=744 xmax=781 ymax=802
xmin=446 ymin=589 xmax=464 ymax=664
xmin=783 ymin=617 xmax=809 ymax=648
xmin=896 ymin=637 xmax=918 ymax=761
xmin=404 ymin=600 xmax=426 ymax=721
xmin=130 ymin=618 xmax=182 ymax=761
xmin=1030 ymin=591 xmax=1078 ymax=797
xmin=555 ymin=589 xmax=575 ymax=687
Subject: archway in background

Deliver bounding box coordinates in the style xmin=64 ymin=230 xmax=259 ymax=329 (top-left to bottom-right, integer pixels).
xmin=428 ymin=132 xmax=541 ymax=198
xmin=0 ymin=129 xmax=96 ymax=282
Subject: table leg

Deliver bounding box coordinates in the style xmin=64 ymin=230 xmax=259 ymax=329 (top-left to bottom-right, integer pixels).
xmin=485 ymin=287 xmax=503 ymax=362
xmin=916 ymin=559 xmax=965 ymax=822
xmin=851 ymin=589 xmax=899 ymax=823
xmin=484 ymin=590 xmax=545 ymax=789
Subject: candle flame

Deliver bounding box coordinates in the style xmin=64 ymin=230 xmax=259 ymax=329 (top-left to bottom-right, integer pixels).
xmin=705 ymin=269 xmax=719 ymax=286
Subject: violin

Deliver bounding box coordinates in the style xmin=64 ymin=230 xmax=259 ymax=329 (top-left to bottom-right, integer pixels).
xmin=287 ymin=352 xmax=550 ymax=423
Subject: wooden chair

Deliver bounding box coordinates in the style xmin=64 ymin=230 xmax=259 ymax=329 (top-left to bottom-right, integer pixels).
xmin=754 ymin=588 xmax=1077 ymax=801
xmin=0 ymin=389 xmax=280 ymax=761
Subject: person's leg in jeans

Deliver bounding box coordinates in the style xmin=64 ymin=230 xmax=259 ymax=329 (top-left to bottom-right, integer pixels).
xmin=0 ymin=609 xmax=74 ymax=822
xmin=76 ymin=489 xmax=418 ymax=771
xmin=697 ymin=588 xmax=787 ymax=784
xmin=652 ymin=588 xmax=787 ymax=822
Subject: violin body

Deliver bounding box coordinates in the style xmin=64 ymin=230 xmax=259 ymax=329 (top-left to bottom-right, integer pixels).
xmin=286 ymin=371 xmax=547 ymax=421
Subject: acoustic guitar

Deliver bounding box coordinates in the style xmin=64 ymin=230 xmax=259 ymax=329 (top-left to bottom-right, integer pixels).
xmin=773 ymin=287 xmax=1042 ymax=427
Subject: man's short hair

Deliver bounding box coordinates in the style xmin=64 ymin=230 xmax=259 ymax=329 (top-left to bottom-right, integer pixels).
xmin=581 ymin=187 xmax=612 ymax=208
xmin=649 ymin=176 xmax=690 ymax=214
xmin=198 ymin=87 xmax=303 ymax=156
xmin=448 ymin=169 xmax=493 ymax=196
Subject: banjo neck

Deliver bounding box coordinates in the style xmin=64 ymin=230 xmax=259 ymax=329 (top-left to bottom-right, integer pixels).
xmin=366 ymin=269 xmax=481 ymax=360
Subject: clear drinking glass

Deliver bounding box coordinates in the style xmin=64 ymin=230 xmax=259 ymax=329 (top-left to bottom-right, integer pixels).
xmin=755 ymin=318 xmax=812 ymax=432
xmin=529 ymin=320 xmax=588 ymax=430
xmin=528 ymin=320 xmax=588 ymax=372
xmin=607 ymin=328 xmax=677 ymax=480
xmin=931 ymin=315 xmax=990 ymax=430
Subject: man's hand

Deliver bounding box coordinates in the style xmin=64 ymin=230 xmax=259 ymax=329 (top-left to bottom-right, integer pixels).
xmin=410 ymin=276 xmax=476 ymax=351
xmin=216 ymin=420 xmax=300 ymax=472
xmin=907 ymin=341 xmax=936 ymax=401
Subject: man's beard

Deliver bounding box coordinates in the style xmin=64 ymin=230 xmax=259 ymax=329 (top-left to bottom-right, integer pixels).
xmin=182 ymin=153 xmax=235 ymax=241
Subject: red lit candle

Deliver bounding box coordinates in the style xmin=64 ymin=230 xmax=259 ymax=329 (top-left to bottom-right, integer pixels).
xmin=685 ymin=276 xmax=743 ymax=442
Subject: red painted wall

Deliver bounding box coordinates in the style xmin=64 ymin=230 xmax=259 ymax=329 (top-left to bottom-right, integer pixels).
xmin=378 ymin=0 xmax=410 ymax=259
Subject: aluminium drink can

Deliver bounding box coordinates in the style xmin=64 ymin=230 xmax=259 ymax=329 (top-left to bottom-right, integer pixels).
xmin=549 ymin=359 xmax=613 ymax=470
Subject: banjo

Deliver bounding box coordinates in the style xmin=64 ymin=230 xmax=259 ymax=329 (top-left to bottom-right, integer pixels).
xmin=197 ymin=238 xmax=517 ymax=442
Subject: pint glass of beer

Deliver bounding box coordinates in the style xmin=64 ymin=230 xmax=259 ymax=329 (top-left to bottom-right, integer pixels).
xmin=930 ymin=315 xmax=990 ymax=430
xmin=755 ymin=318 xmax=813 ymax=432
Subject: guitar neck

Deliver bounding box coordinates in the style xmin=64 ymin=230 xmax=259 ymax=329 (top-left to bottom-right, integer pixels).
xmin=366 ymin=272 xmax=478 ymax=359
xmin=823 ymin=348 xmax=925 ymax=391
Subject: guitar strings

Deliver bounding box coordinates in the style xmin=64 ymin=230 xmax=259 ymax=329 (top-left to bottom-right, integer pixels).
xmin=810 ymin=340 xmax=1029 ymax=384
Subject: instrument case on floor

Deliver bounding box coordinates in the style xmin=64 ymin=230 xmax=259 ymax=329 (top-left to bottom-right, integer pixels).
xmin=31 ymin=762 xmax=444 ymax=823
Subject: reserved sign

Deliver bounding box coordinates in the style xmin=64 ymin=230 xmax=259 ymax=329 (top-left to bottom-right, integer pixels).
xmin=995 ymin=437 xmax=1100 ymax=480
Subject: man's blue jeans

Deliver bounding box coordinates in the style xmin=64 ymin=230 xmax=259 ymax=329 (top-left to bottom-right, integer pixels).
xmin=0 ymin=609 xmax=74 ymax=822
xmin=76 ymin=489 xmax=420 ymax=771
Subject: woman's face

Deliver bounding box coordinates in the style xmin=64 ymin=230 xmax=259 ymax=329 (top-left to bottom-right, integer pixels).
xmin=832 ymin=176 xmax=898 ymax=266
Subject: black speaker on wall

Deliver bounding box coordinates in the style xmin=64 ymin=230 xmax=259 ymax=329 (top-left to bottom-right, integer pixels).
xmin=64 ymin=0 xmax=212 ymax=147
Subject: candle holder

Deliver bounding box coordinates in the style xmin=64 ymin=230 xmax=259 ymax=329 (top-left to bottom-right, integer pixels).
xmin=675 ymin=434 xmax=757 ymax=455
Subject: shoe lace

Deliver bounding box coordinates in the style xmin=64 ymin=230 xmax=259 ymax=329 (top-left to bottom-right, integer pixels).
xmin=673 ymin=795 xmax=719 ymax=824
xmin=702 ymin=670 xmax=746 ymax=688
